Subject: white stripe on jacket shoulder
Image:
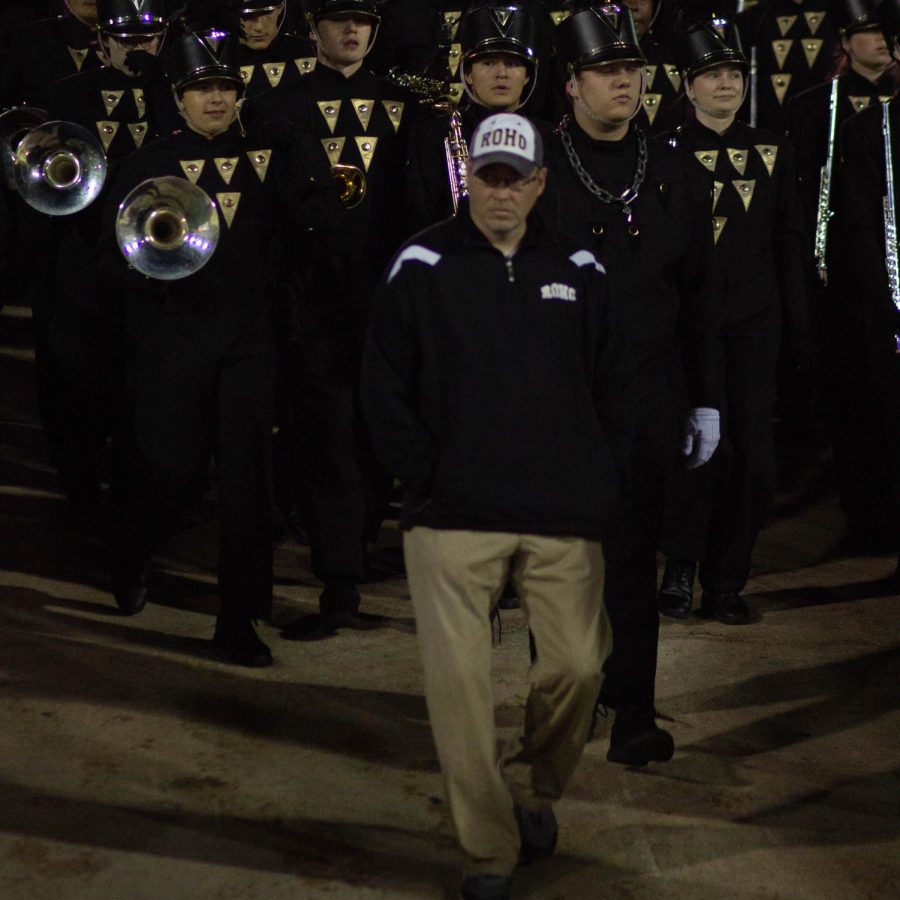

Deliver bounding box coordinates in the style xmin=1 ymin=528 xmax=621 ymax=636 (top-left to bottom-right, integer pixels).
xmin=388 ymin=245 xmax=443 ymax=282
xmin=569 ymin=250 xmax=605 ymax=274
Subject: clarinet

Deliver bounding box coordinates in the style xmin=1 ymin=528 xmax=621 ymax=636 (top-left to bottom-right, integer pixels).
xmin=882 ymin=101 xmax=900 ymax=314
xmin=814 ymin=78 xmax=839 ymax=284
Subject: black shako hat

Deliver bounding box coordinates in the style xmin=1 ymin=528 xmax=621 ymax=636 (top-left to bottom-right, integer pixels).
xmin=97 ymin=0 xmax=168 ymax=34
xmin=458 ymin=4 xmax=538 ymax=65
xmin=831 ymin=0 xmax=880 ymax=37
xmin=675 ymin=16 xmax=747 ymax=82
xmin=164 ymin=2 xmax=244 ymax=93
xmin=553 ymin=4 xmax=644 ymax=74
xmin=300 ymin=0 xmax=379 ymax=26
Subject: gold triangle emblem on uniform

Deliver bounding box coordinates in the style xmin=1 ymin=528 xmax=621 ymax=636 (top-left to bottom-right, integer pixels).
xmin=642 ymin=94 xmax=662 ymax=125
xmin=803 ymin=39 xmax=823 ymax=69
xmin=727 ymin=148 xmax=748 ymax=176
xmin=317 ymin=100 xmax=342 ymax=134
xmin=355 ymin=136 xmax=378 ymax=172
xmin=96 ymin=120 xmax=119 ymax=151
xmin=133 ymin=88 xmax=146 ymax=119
xmin=321 ymin=136 xmax=345 ymax=167
xmin=772 ymin=39 xmax=793 ymax=70
xmin=880 ymin=95 xmax=894 ymax=103
xmin=214 ymin=157 xmax=239 ymax=185
xmin=382 ymin=100 xmax=404 ymax=133
xmin=247 ymin=149 xmax=272 ymax=183
xmin=732 ymin=179 xmax=756 ymax=212
xmin=295 ymin=57 xmax=316 ymax=75
xmin=644 ymin=64 xmax=657 ymax=87
xmin=444 ymin=11 xmax=462 ymax=40
xmin=804 ymin=11 xmax=824 ymax=35
xmin=712 ymin=181 xmax=724 ymax=213
xmin=755 ymin=144 xmax=778 ymax=176
xmin=449 ymin=43 xmax=462 ymax=77
xmin=665 ymin=65 xmax=682 ymax=93
xmin=68 ymin=46 xmax=89 ymax=71
xmin=240 ymin=65 xmax=254 ymax=85
xmin=352 ymin=98 xmax=374 ymax=131
xmin=265 ymin=62 xmax=286 ymax=88
xmin=772 ymin=74 xmax=792 ymax=105
xmin=216 ymin=192 xmax=240 ymax=229
xmin=127 ymin=122 xmax=147 ymax=148
xmin=493 ymin=8 xmax=512 ymax=29
xmin=180 ymin=159 xmax=205 ymax=183
xmin=449 ymin=84 xmax=464 ymax=105
xmin=849 ymin=95 xmax=872 ymax=112
xmin=550 ymin=11 xmax=571 ymax=26
xmin=101 ymin=90 xmax=124 ymax=117
xmin=713 ymin=216 xmax=727 ymax=244
xmin=695 ymin=150 xmax=719 ymax=173
xmin=776 ymin=15 xmax=797 ymax=36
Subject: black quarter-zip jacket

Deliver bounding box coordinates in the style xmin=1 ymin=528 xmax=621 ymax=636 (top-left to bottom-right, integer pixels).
xmin=362 ymin=208 xmax=632 ymax=539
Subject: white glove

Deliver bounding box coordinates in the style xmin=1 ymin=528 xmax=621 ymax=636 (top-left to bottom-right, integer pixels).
xmin=682 ymin=407 xmax=720 ymax=469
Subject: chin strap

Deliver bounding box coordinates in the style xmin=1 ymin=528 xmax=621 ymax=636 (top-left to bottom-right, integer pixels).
xmin=569 ymin=66 xmax=646 ymax=127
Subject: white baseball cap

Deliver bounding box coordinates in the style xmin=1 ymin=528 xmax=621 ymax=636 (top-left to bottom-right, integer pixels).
xmin=469 ymin=113 xmax=543 ymax=178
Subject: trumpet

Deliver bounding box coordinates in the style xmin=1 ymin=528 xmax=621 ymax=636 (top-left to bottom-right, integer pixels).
xmin=115 ymin=176 xmax=220 ymax=280
xmin=14 ymin=120 xmax=107 ymax=215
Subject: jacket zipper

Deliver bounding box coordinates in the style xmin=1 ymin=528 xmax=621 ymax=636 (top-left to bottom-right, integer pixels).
xmin=505 ymin=257 xmax=515 ymax=283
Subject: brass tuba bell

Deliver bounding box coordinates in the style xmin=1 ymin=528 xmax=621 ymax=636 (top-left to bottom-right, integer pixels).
xmin=115 ymin=175 xmax=220 ymax=280
xmin=0 ymin=106 xmax=48 ymax=189
xmin=14 ymin=120 xmax=107 ymax=215
xmin=331 ymin=163 xmax=366 ymax=209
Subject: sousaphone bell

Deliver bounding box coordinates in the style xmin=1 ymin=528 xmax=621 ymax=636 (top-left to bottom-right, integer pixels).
xmin=115 ymin=175 xmax=220 ymax=280
xmin=0 ymin=106 xmax=48 ymax=188
xmin=14 ymin=120 xmax=107 ymax=215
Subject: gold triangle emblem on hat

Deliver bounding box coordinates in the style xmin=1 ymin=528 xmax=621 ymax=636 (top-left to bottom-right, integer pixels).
xmin=732 ymin=179 xmax=756 ymax=212
xmin=355 ymin=136 xmax=378 ymax=172
xmin=804 ymin=11 xmax=824 ymax=35
xmin=772 ymin=39 xmax=793 ymax=70
xmin=712 ymin=181 xmax=724 ymax=213
xmin=216 ymin=192 xmax=240 ymax=229
xmin=246 ymin=149 xmax=272 ymax=183
xmin=642 ymin=94 xmax=662 ymax=126
xmin=444 ymin=12 xmax=462 ymax=40
xmin=240 ymin=65 xmax=254 ymax=85
xmin=265 ymin=62 xmax=286 ymax=88
xmin=180 ymin=159 xmax=205 ymax=184
xmin=776 ymin=15 xmax=796 ymax=36
xmin=644 ymin=64 xmax=657 ymax=87
xmin=295 ymin=57 xmax=316 ymax=75
xmin=317 ymin=100 xmax=342 ymax=134
xmin=550 ymin=11 xmax=571 ymax=26
xmin=101 ymin=90 xmax=124 ymax=117
xmin=214 ymin=157 xmax=239 ymax=185
xmin=321 ymin=136 xmax=345 ymax=167
xmin=493 ymin=8 xmax=512 ymax=30
xmin=449 ymin=43 xmax=462 ymax=77
xmin=726 ymin=148 xmax=748 ymax=176
xmin=133 ymin=88 xmax=146 ymax=119
xmin=755 ymin=144 xmax=778 ymax=176
xmin=95 ymin=120 xmax=119 ymax=151
xmin=127 ymin=122 xmax=147 ymax=148
xmin=772 ymin=73 xmax=792 ymax=105
xmin=803 ymin=39 xmax=823 ymax=69
xmin=352 ymin=99 xmax=374 ymax=131
xmin=713 ymin=216 xmax=727 ymax=244
xmin=695 ymin=150 xmax=719 ymax=173
xmin=666 ymin=64 xmax=682 ymax=93
xmin=68 ymin=46 xmax=89 ymax=71
xmin=382 ymin=100 xmax=404 ymax=133
xmin=849 ymin=95 xmax=872 ymax=112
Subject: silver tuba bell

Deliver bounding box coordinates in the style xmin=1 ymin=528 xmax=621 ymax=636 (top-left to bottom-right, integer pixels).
xmin=115 ymin=175 xmax=220 ymax=280
xmin=0 ymin=106 xmax=49 ymax=189
xmin=14 ymin=120 xmax=107 ymax=215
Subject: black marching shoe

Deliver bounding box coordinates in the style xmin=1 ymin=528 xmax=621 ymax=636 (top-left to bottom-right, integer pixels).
xmin=658 ymin=560 xmax=696 ymax=619
xmin=607 ymin=707 xmax=675 ymax=767
xmin=113 ymin=568 xmax=149 ymax=616
xmin=281 ymin=583 xmax=383 ymax=641
xmin=513 ymin=802 xmax=557 ymax=865
xmin=212 ymin=617 xmax=273 ymax=667
xmin=459 ymin=874 xmax=512 ymax=900
xmin=699 ymin=590 xmax=754 ymax=625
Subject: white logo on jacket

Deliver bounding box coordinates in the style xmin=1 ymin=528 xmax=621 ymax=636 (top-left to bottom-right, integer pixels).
xmin=540 ymin=282 xmax=577 ymax=302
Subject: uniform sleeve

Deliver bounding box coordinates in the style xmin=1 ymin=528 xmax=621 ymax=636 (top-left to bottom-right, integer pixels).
xmin=787 ymin=90 xmax=825 ymax=236
xmin=402 ymin=117 xmax=454 ymax=239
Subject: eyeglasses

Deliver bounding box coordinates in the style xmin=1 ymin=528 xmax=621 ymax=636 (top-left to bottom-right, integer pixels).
xmin=470 ymin=169 xmax=541 ymax=192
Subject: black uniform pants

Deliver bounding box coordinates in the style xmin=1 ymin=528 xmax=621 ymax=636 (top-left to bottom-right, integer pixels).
xmin=663 ymin=308 xmax=781 ymax=593
xmin=116 ymin=301 xmax=275 ymax=621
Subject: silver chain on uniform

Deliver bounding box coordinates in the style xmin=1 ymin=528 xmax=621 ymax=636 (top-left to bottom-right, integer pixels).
xmin=559 ymin=115 xmax=648 ymax=223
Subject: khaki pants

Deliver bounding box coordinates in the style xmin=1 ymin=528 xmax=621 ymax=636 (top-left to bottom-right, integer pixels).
xmin=404 ymin=527 xmax=610 ymax=877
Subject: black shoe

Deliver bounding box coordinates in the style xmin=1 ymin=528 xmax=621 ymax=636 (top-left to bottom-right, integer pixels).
xmin=497 ymin=579 xmax=520 ymax=610
xmin=114 ymin=569 xmax=149 ymax=616
xmin=699 ymin=590 xmax=754 ymax=625
xmin=459 ymin=874 xmax=512 ymax=900
xmin=607 ymin=708 xmax=675 ymax=767
xmin=212 ymin=618 xmax=273 ymax=667
xmin=658 ymin=560 xmax=696 ymax=619
xmin=513 ymin=802 xmax=557 ymax=865
xmin=281 ymin=606 xmax=385 ymax=642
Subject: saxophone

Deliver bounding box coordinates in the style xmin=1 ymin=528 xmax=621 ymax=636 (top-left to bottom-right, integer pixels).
xmin=445 ymin=110 xmax=469 ymax=214
xmin=814 ymin=78 xmax=839 ymax=284
xmin=882 ymin=101 xmax=900 ymax=315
